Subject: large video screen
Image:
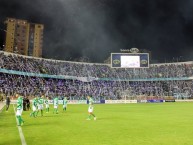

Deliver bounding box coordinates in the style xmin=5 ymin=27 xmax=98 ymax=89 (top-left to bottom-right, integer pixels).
xmin=111 ymin=53 xmax=149 ymax=68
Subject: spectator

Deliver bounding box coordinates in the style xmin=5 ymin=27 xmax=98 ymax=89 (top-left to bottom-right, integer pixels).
xmin=5 ymin=96 xmax=10 ymax=111
xmin=26 ymin=97 xmax=30 ymax=111
xmin=0 ymin=51 xmax=193 ymax=100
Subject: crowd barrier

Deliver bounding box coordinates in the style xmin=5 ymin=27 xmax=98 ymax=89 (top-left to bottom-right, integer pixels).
xmin=175 ymin=99 xmax=193 ymax=102
xmin=105 ymin=100 xmax=137 ymax=104
xmin=9 ymin=99 xmax=193 ymax=105
xmin=0 ymin=68 xmax=191 ymax=82
xmin=146 ymin=99 xmax=164 ymax=103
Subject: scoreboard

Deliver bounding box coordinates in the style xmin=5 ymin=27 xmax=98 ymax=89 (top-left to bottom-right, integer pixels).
xmin=111 ymin=53 xmax=149 ymax=68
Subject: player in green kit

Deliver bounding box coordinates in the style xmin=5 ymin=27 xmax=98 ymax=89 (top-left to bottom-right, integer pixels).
xmin=16 ymin=94 xmax=24 ymax=126
xmin=30 ymin=96 xmax=38 ymax=117
xmin=87 ymin=95 xmax=96 ymax=120
xmin=53 ymin=97 xmax=59 ymax=114
xmin=36 ymin=95 xmax=44 ymax=116
xmin=63 ymin=97 xmax=68 ymax=112
xmin=44 ymin=96 xmax=49 ymax=113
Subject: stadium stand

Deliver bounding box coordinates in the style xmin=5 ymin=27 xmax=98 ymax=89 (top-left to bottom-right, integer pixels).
xmin=0 ymin=51 xmax=193 ymax=100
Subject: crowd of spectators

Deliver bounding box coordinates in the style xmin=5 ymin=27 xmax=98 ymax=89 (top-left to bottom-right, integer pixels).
xmin=0 ymin=51 xmax=193 ymax=79
xmin=0 ymin=73 xmax=192 ymax=100
xmin=0 ymin=73 xmax=119 ymax=99
xmin=0 ymin=51 xmax=193 ymax=99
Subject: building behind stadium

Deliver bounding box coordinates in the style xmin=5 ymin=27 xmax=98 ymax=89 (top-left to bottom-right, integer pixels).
xmin=4 ymin=17 xmax=44 ymax=57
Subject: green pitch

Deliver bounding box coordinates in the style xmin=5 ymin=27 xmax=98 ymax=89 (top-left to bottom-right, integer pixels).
xmin=1 ymin=102 xmax=193 ymax=145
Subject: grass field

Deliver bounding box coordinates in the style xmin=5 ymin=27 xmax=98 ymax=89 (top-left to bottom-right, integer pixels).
xmin=1 ymin=102 xmax=193 ymax=145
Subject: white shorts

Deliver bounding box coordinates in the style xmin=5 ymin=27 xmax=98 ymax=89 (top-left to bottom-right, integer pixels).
xmin=16 ymin=109 xmax=22 ymax=116
xmin=54 ymin=105 xmax=58 ymax=109
xmin=88 ymin=106 xmax=94 ymax=113
xmin=32 ymin=106 xmax=37 ymax=111
xmin=46 ymin=104 xmax=49 ymax=108
xmin=63 ymin=104 xmax=67 ymax=108
xmin=20 ymin=108 xmax=23 ymax=115
xmin=38 ymin=104 xmax=44 ymax=110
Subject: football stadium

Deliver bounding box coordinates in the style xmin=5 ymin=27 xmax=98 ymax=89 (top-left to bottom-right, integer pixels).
xmin=1 ymin=51 xmax=193 ymax=145
xmin=1 ymin=1 xmax=193 ymax=145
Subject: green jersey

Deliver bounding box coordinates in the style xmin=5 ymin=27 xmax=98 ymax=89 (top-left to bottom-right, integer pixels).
xmin=32 ymin=98 xmax=38 ymax=107
xmin=53 ymin=98 xmax=58 ymax=106
xmin=17 ymin=97 xmax=23 ymax=110
xmin=89 ymin=98 xmax=94 ymax=107
xmin=38 ymin=98 xmax=44 ymax=105
xmin=63 ymin=98 xmax=68 ymax=105
xmin=45 ymin=99 xmax=49 ymax=105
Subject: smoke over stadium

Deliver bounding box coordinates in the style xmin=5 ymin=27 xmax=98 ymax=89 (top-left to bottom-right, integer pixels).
xmin=1 ymin=0 xmax=193 ymax=62
xmin=1 ymin=1 xmax=193 ymax=145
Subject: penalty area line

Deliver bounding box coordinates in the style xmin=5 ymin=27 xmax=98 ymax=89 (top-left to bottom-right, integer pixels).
xmin=13 ymin=104 xmax=27 ymax=145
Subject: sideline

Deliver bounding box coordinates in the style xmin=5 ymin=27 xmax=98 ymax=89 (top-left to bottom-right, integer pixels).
xmin=0 ymin=102 xmax=5 ymax=113
xmin=13 ymin=104 xmax=27 ymax=145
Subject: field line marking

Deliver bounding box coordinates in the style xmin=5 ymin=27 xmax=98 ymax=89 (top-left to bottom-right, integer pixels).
xmin=13 ymin=104 xmax=27 ymax=145
xmin=0 ymin=102 xmax=5 ymax=113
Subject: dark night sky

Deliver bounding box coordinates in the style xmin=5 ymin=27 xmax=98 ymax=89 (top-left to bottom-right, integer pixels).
xmin=0 ymin=0 xmax=193 ymax=63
